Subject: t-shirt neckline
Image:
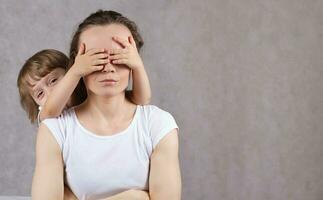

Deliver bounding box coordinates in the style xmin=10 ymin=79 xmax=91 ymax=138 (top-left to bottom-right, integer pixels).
xmin=72 ymin=105 xmax=139 ymax=139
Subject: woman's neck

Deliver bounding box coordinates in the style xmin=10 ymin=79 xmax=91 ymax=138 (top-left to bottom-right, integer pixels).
xmin=78 ymin=92 xmax=135 ymax=125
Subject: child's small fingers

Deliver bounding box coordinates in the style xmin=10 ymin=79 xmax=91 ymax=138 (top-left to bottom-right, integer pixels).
xmin=93 ymin=53 xmax=109 ymax=59
xmin=112 ymin=36 xmax=130 ymax=48
xmin=109 ymin=54 xmax=127 ymax=60
xmin=112 ymin=59 xmax=127 ymax=65
xmin=86 ymin=48 xmax=106 ymax=56
xmin=109 ymin=48 xmax=128 ymax=55
xmin=93 ymin=59 xmax=109 ymax=66
xmin=95 ymin=65 xmax=104 ymax=71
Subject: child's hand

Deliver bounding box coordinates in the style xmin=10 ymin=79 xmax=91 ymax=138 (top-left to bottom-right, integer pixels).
xmin=109 ymin=36 xmax=144 ymax=70
xmin=72 ymin=43 xmax=109 ymax=77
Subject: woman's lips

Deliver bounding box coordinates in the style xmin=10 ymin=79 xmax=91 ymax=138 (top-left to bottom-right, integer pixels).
xmin=99 ymin=79 xmax=117 ymax=86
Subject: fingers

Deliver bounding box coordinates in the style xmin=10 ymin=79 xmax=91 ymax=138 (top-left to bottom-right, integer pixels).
xmin=111 ymin=58 xmax=127 ymax=65
xmin=112 ymin=36 xmax=131 ymax=48
xmin=86 ymin=48 xmax=106 ymax=56
xmin=109 ymin=53 xmax=127 ymax=60
xmin=92 ymin=58 xmax=109 ymax=66
xmin=109 ymin=48 xmax=128 ymax=55
xmin=78 ymin=43 xmax=85 ymax=55
xmin=94 ymin=65 xmax=105 ymax=71
xmin=88 ymin=62 xmax=106 ymax=74
xmin=92 ymin=52 xmax=109 ymax=59
xmin=108 ymin=48 xmax=128 ymax=65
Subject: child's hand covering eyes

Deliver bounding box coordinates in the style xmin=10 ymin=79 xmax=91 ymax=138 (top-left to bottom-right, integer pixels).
xmin=108 ymin=36 xmax=144 ymax=70
xmin=72 ymin=43 xmax=109 ymax=77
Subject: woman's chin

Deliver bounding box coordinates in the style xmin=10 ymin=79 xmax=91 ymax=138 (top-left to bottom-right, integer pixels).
xmin=92 ymin=90 xmax=123 ymax=98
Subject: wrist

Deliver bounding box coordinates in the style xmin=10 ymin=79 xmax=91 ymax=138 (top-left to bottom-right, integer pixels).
xmin=68 ymin=65 xmax=83 ymax=79
xmin=132 ymin=64 xmax=145 ymax=73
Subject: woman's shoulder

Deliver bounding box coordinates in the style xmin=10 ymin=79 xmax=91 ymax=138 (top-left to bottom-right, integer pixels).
xmin=137 ymin=105 xmax=179 ymax=149
xmin=138 ymin=104 xmax=167 ymax=115
xmin=137 ymin=104 xmax=176 ymax=122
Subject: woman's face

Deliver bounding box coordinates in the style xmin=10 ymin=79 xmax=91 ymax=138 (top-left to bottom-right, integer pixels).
xmin=28 ymin=68 xmax=65 ymax=107
xmin=79 ymin=24 xmax=132 ymax=97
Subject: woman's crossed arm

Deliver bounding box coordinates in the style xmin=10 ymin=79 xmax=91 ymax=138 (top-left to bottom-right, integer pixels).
xmin=31 ymin=124 xmax=150 ymax=200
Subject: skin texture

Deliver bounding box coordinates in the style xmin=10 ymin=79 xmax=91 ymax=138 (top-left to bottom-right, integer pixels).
xmin=31 ymin=24 xmax=181 ymax=200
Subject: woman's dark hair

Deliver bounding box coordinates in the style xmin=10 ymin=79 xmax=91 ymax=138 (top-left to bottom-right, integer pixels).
xmin=68 ymin=10 xmax=144 ymax=106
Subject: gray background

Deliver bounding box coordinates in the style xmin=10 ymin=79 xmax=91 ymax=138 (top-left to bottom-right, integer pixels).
xmin=0 ymin=0 xmax=323 ymax=199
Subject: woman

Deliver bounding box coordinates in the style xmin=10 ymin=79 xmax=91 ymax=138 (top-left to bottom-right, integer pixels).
xmin=31 ymin=10 xmax=181 ymax=200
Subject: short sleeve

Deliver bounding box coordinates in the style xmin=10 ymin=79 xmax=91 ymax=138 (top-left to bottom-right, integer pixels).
xmin=41 ymin=116 xmax=67 ymax=151
xmin=148 ymin=107 xmax=179 ymax=149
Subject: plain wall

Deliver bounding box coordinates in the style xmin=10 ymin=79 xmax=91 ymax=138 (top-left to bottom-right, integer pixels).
xmin=0 ymin=0 xmax=323 ymax=199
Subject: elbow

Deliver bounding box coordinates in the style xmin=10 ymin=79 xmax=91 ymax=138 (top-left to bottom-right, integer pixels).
xmin=133 ymin=96 xmax=151 ymax=105
xmin=149 ymin=188 xmax=181 ymax=200
xmin=149 ymin=193 xmax=181 ymax=200
xmin=141 ymin=97 xmax=151 ymax=105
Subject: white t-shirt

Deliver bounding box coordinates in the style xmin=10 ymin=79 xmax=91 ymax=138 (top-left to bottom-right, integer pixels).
xmin=42 ymin=105 xmax=179 ymax=200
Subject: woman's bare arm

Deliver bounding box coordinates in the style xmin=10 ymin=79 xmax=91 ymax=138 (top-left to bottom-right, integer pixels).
xmin=148 ymin=129 xmax=181 ymax=200
xmin=31 ymin=124 xmax=65 ymax=200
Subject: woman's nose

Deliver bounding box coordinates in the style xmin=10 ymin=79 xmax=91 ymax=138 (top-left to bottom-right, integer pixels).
xmin=102 ymin=62 xmax=116 ymax=73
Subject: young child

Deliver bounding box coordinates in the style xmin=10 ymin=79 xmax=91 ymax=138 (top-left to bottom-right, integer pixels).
xmin=17 ymin=35 xmax=151 ymax=124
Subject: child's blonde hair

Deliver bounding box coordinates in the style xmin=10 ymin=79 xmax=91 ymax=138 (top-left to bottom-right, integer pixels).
xmin=17 ymin=49 xmax=69 ymax=123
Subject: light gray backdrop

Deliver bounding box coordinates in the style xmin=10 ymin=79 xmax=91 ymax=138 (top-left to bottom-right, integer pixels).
xmin=0 ymin=0 xmax=323 ymax=199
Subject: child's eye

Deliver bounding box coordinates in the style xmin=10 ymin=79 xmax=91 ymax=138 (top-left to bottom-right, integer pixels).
xmin=36 ymin=91 xmax=44 ymax=99
xmin=49 ymin=78 xmax=57 ymax=85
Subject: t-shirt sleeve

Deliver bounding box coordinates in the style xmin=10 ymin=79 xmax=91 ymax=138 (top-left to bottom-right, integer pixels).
xmin=148 ymin=107 xmax=179 ymax=149
xmin=41 ymin=117 xmax=66 ymax=151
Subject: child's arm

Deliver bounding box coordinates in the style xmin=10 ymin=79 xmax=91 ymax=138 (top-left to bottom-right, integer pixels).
xmin=126 ymin=64 xmax=151 ymax=105
xmin=109 ymin=36 xmax=151 ymax=105
xmin=39 ymin=44 xmax=108 ymax=121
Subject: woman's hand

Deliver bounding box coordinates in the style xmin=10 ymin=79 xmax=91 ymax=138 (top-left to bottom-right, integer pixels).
xmin=71 ymin=43 xmax=109 ymax=78
xmin=122 ymin=189 xmax=150 ymax=200
xmin=108 ymin=36 xmax=144 ymax=70
xmin=99 ymin=189 xmax=150 ymax=200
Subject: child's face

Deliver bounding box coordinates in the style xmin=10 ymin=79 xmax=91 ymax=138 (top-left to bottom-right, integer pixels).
xmin=28 ymin=68 xmax=65 ymax=107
